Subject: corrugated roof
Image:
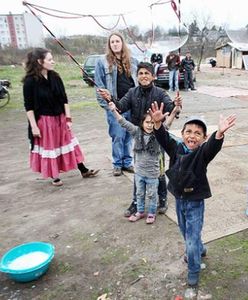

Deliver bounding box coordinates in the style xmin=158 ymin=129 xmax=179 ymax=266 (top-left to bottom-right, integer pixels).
xmin=228 ymin=42 xmax=248 ymax=51
xmin=215 ymin=42 xmax=248 ymax=51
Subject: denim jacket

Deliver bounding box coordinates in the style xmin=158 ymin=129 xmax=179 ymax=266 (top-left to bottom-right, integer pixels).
xmin=94 ymin=55 xmax=138 ymax=109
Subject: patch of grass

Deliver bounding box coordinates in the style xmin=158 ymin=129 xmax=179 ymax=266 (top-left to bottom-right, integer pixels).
xmin=122 ymin=259 xmax=155 ymax=283
xmin=100 ymin=247 xmax=129 ymax=265
xmin=0 ymin=63 xmax=98 ymax=113
xmin=70 ymin=232 xmax=95 ymax=251
xmin=52 ymin=260 xmax=74 ymax=274
xmin=70 ymin=101 xmax=99 ymax=110
xmin=90 ymin=288 xmax=112 ymax=300
xmin=200 ymin=232 xmax=248 ymax=298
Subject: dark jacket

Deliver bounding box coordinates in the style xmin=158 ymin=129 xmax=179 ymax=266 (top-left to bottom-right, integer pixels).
xmin=154 ymin=125 xmax=224 ymax=200
xmin=114 ymin=84 xmax=174 ymax=126
xmin=181 ymin=57 xmax=195 ymax=72
xmin=166 ymin=54 xmax=180 ymax=71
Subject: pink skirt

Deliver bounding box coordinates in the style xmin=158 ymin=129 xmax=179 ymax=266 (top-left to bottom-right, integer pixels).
xmin=30 ymin=114 xmax=85 ymax=179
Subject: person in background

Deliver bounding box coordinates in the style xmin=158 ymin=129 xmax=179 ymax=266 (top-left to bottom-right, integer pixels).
xmin=150 ymin=101 xmax=236 ymax=287
xmin=95 ymin=32 xmax=138 ymax=176
xmin=98 ymin=62 xmax=182 ymax=217
xmin=181 ymin=51 xmax=196 ymax=91
xmin=150 ymin=53 xmax=163 ymax=78
xmin=166 ymin=51 xmax=180 ymax=92
xmin=23 ymin=48 xmax=99 ymax=186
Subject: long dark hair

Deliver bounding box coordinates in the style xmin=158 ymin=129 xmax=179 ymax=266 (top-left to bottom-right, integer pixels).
xmin=22 ymin=48 xmax=58 ymax=82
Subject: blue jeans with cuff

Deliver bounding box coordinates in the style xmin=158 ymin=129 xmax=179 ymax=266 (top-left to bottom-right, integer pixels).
xmin=175 ymin=198 xmax=205 ymax=275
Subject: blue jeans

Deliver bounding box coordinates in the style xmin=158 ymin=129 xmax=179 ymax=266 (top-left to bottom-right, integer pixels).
xmin=106 ymin=110 xmax=133 ymax=169
xmin=135 ymin=173 xmax=159 ymax=214
xmin=184 ymin=70 xmax=194 ymax=89
xmin=175 ymin=198 xmax=205 ymax=275
xmin=132 ymin=152 xmax=167 ymax=204
xmin=169 ymin=69 xmax=179 ymax=91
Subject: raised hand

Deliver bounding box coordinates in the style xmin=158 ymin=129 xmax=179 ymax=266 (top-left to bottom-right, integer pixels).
xmin=218 ymin=114 xmax=236 ymax=134
xmin=97 ymin=88 xmax=111 ymax=102
xmin=149 ymin=102 xmax=169 ymax=129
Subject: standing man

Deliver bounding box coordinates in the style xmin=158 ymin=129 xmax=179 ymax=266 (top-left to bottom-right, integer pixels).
xmin=166 ymin=51 xmax=180 ymax=92
xmin=181 ymin=52 xmax=196 ymax=91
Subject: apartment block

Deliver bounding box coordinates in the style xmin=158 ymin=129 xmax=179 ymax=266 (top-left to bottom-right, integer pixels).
xmin=0 ymin=12 xmax=44 ymax=49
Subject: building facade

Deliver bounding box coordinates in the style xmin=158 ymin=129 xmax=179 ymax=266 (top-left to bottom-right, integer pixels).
xmin=0 ymin=12 xmax=44 ymax=49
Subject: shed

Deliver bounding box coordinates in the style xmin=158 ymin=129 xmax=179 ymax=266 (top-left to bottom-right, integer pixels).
xmin=216 ymin=42 xmax=248 ymax=70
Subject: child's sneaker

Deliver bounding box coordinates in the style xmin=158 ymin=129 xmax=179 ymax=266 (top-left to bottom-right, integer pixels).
xmin=129 ymin=212 xmax=146 ymax=222
xmin=146 ymin=214 xmax=156 ymax=224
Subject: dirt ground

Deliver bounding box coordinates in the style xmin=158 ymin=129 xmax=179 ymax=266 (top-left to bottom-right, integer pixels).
xmin=0 ymin=65 xmax=248 ymax=300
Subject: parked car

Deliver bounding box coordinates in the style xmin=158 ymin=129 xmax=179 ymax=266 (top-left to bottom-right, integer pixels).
xmin=154 ymin=63 xmax=185 ymax=89
xmin=82 ymin=54 xmax=103 ymax=86
xmin=153 ymin=55 xmax=196 ymax=89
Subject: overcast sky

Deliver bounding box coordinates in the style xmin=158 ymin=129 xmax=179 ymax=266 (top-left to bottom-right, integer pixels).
xmin=2 ymin=0 xmax=247 ymax=37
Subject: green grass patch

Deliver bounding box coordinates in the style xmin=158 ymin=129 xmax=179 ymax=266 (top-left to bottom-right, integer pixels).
xmin=100 ymin=247 xmax=129 ymax=266
xmin=0 ymin=64 xmax=97 ymax=112
xmin=51 ymin=260 xmax=74 ymax=274
xmin=122 ymin=259 xmax=155 ymax=283
xmin=200 ymin=232 xmax=248 ymax=298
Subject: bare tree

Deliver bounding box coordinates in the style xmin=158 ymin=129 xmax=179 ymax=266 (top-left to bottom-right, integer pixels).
xmin=185 ymin=12 xmax=215 ymax=71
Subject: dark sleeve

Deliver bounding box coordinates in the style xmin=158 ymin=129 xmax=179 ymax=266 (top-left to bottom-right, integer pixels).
xmin=23 ymin=77 xmax=35 ymax=111
xmin=154 ymin=124 xmax=178 ymax=158
xmin=57 ymin=76 xmax=68 ymax=104
xmin=115 ymin=89 xmax=133 ymax=113
xmin=159 ymin=89 xmax=175 ymax=114
xmin=202 ymin=131 xmax=224 ymax=164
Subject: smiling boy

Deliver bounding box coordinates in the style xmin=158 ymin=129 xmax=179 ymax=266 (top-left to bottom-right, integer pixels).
xmin=149 ymin=102 xmax=236 ymax=287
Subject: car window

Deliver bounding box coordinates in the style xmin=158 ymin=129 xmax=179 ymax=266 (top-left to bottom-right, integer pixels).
xmin=85 ymin=56 xmax=101 ymax=66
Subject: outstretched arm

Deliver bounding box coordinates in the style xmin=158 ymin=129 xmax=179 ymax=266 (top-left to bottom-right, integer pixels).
xmin=165 ymin=104 xmax=182 ymax=128
xmin=108 ymin=102 xmax=122 ymax=121
xmin=215 ymin=114 xmax=236 ymax=139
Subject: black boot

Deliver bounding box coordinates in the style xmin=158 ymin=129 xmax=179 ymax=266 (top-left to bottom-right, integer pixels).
xmin=124 ymin=201 xmax=137 ymax=217
xmin=158 ymin=198 xmax=168 ymax=214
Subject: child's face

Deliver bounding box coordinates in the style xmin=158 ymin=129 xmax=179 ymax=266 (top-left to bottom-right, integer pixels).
xmin=143 ymin=115 xmax=154 ymax=134
xmin=181 ymin=123 xmax=206 ymax=150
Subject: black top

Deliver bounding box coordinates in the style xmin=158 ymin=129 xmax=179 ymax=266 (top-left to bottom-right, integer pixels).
xmin=116 ymin=62 xmax=135 ymax=99
xmin=154 ymin=125 xmax=224 ymax=200
xmin=23 ymin=71 xmax=68 ymax=117
xmin=114 ymin=84 xmax=174 ymax=126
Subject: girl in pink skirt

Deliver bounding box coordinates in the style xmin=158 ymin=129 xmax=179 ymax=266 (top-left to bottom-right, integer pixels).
xmin=23 ymin=48 xmax=99 ymax=186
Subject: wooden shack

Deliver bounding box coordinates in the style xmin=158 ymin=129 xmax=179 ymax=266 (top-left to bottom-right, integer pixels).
xmin=216 ymin=42 xmax=248 ymax=70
